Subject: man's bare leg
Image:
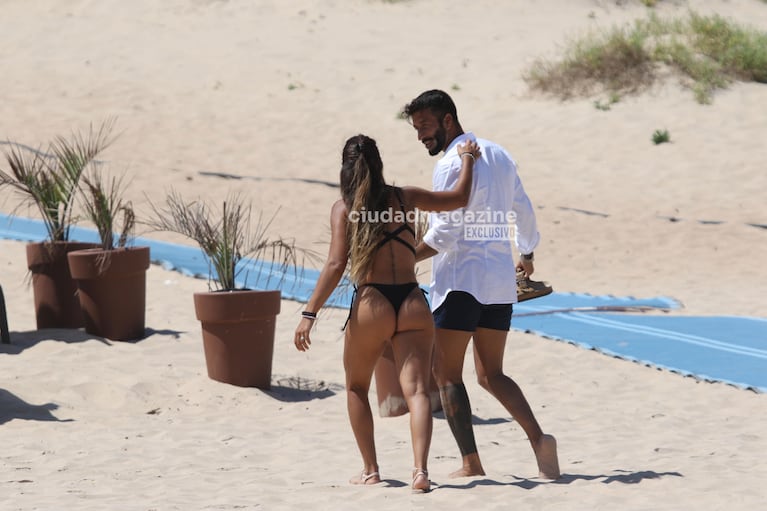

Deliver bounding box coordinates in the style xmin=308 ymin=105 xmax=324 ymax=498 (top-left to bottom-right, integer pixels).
xmin=473 ymin=327 xmax=560 ymax=479
xmin=534 ymin=434 xmax=560 ymax=479
xmin=433 ymin=328 xmax=485 ymax=478
xmin=439 ymin=383 xmax=485 ymax=477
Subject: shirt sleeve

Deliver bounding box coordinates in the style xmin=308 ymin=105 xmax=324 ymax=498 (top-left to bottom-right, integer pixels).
xmin=512 ymin=170 xmax=540 ymax=255
xmin=422 ymin=159 xmax=464 ymax=252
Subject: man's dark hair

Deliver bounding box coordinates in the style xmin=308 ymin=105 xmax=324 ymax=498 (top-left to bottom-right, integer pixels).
xmin=401 ymin=89 xmax=459 ymax=122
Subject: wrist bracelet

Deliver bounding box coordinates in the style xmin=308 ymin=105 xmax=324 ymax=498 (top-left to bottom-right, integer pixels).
xmin=521 ymin=252 xmax=534 ymax=262
xmin=301 ymin=311 xmax=317 ymax=320
xmin=460 ymin=152 xmax=475 ymax=161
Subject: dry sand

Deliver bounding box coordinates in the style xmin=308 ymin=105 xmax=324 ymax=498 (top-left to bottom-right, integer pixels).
xmin=2 ymin=1 xmax=766 ymax=509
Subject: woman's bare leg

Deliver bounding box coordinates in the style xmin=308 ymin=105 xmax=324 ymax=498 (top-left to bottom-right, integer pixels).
xmin=391 ymin=291 xmax=436 ymax=491
xmin=344 ymin=292 xmax=394 ymax=484
xmin=391 ymin=330 xmax=433 ymax=467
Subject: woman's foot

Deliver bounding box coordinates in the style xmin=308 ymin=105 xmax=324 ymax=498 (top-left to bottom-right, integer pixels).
xmin=349 ymin=470 xmax=381 ymax=485
xmin=411 ymin=468 xmax=430 ymax=493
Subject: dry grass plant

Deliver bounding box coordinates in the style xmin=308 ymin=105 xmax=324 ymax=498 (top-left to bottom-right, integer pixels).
xmin=525 ymin=12 xmax=767 ymax=104
xmin=0 ymin=119 xmax=117 ymax=242
xmin=79 ymin=170 xmax=136 ymax=252
xmin=147 ymin=190 xmax=308 ymax=292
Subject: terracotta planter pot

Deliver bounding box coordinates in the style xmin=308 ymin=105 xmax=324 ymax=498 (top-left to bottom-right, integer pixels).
xmin=375 ymin=342 xmax=442 ymax=417
xmin=26 ymin=241 xmax=100 ymax=329
xmin=194 ymin=289 xmax=280 ymax=389
xmin=67 ymin=246 xmax=150 ymax=341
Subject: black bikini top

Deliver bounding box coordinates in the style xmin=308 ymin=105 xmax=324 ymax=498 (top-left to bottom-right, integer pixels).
xmin=375 ymin=186 xmax=416 ymax=255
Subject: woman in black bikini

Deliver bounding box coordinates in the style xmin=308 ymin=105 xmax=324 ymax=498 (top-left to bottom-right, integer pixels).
xmin=294 ymin=134 xmax=479 ymax=493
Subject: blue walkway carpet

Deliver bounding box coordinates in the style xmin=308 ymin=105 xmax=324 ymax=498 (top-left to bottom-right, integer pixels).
xmin=514 ymin=296 xmax=767 ymax=393
xmin=2 ymin=213 xmax=765 ymax=392
xmin=0 ymin=213 xmax=352 ymax=305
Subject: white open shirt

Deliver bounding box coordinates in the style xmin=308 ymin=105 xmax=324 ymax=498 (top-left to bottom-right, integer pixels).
xmin=422 ymin=132 xmax=540 ymax=311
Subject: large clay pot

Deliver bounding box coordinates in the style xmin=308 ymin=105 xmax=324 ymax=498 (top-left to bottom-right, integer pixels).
xmin=194 ymin=289 xmax=280 ymax=389
xmin=26 ymin=241 xmax=99 ymax=329
xmin=67 ymin=246 xmax=150 ymax=341
xmin=375 ymin=342 xmax=442 ymax=417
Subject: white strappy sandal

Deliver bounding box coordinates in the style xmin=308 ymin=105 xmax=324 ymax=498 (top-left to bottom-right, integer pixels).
xmin=350 ymin=471 xmax=381 ymax=485
xmin=411 ymin=468 xmax=430 ymax=493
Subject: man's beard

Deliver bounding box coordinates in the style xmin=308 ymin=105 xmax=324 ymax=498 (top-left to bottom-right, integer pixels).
xmin=429 ymin=123 xmax=447 ymax=156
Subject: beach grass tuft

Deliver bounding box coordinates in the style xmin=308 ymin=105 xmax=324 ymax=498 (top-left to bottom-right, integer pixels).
xmin=524 ymin=12 xmax=767 ymax=103
xmin=652 ymin=128 xmax=671 ymax=144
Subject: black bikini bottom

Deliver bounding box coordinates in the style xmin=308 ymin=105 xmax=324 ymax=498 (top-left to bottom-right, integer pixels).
xmin=343 ymin=282 xmax=427 ymax=330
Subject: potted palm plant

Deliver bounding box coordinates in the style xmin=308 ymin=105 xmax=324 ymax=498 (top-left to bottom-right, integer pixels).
xmin=67 ymin=169 xmax=150 ymax=341
xmin=0 ymin=121 xmax=115 ymax=329
xmin=147 ymin=190 xmax=302 ymax=389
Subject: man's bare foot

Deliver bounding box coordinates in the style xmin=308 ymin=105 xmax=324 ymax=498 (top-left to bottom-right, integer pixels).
xmin=449 ymin=465 xmax=485 ymax=478
xmin=411 ymin=468 xmax=430 ymax=493
xmin=448 ymin=453 xmax=485 ymax=478
xmin=534 ymin=434 xmax=560 ymax=479
xmin=349 ymin=470 xmax=381 ymax=485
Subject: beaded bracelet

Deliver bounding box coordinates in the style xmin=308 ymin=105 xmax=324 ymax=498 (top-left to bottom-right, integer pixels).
xmin=460 ymin=152 xmax=475 ymax=161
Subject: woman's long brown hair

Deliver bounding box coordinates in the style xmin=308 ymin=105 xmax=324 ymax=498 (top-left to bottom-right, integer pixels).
xmin=339 ymin=134 xmax=388 ymax=284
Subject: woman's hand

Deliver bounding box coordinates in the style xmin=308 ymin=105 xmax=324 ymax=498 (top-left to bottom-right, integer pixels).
xmin=294 ymin=318 xmax=313 ymax=352
xmin=457 ymin=139 xmax=481 ymax=160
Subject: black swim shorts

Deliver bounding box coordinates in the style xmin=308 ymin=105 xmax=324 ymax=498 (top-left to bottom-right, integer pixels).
xmin=432 ymin=290 xmax=513 ymax=332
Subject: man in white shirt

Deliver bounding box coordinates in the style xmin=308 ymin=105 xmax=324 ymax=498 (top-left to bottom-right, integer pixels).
xmin=401 ymin=89 xmax=560 ymax=480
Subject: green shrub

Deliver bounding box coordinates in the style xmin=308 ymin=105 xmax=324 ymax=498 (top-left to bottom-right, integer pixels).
xmin=525 ymin=12 xmax=767 ymax=103
xmin=652 ymin=129 xmax=671 ymax=144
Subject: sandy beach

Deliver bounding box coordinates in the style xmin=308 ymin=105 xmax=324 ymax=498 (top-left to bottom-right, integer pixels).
xmin=2 ymin=0 xmax=766 ymax=509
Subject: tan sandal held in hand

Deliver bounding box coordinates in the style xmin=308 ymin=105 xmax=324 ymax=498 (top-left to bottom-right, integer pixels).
xmin=517 ymin=268 xmax=553 ymax=302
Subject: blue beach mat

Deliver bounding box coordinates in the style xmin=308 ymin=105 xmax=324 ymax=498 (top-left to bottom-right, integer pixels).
xmin=2 ymin=213 xmax=765 ymax=392
xmin=514 ymin=296 xmax=767 ymax=392
xmin=0 ymin=214 xmax=354 ymax=306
